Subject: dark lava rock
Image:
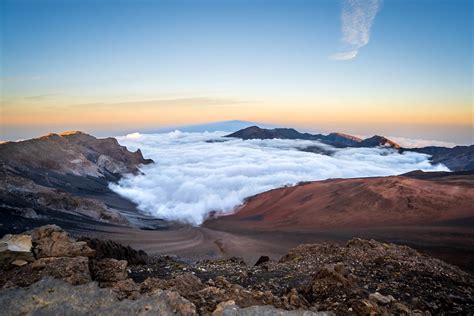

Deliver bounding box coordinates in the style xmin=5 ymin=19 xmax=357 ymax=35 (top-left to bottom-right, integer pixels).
xmin=79 ymin=237 xmax=148 ymax=264
xmin=1 ymin=256 xmax=91 ymax=287
xmin=254 ymin=256 xmax=270 ymax=267
xmin=91 ymin=258 xmax=128 ymax=282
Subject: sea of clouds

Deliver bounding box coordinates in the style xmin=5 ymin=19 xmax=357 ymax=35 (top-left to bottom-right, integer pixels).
xmin=110 ymin=131 xmax=449 ymax=225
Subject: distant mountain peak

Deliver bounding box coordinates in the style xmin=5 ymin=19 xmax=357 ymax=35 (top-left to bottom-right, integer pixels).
xmin=225 ymin=125 xmax=311 ymax=140
xmin=359 ymin=135 xmax=401 ymax=149
xmin=328 ymin=132 xmax=362 ymax=142
xmin=59 ymin=131 xmax=86 ymax=136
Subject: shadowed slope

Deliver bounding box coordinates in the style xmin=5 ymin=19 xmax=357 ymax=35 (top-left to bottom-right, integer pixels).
xmin=0 ymin=131 xmax=162 ymax=233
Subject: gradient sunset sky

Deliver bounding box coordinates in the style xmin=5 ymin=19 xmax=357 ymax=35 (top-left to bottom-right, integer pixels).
xmin=1 ymin=0 xmax=472 ymax=143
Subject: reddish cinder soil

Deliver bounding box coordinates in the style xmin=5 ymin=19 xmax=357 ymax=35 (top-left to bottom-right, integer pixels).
xmin=207 ymin=176 xmax=474 ymax=230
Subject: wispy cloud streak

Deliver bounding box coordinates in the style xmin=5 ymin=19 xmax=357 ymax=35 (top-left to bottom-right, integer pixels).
xmin=331 ymin=0 xmax=382 ymax=61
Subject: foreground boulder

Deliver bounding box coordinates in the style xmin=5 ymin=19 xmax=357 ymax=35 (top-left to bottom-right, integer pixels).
xmin=212 ymin=300 xmax=333 ymax=316
xmin=31 ymin=225 xmax=95 ymax=258
xmin=0 ymin=225 xmax=133 ymax=289
xmin=0 ymin=277 xmax=197 ymax=315
xmin=0 ymin=233 xmax=34 ymax=267
xmin=218 ymin=304 xmax=333 ymax=316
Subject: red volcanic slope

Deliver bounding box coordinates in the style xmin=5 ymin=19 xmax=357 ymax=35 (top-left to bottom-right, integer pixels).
xmin=207 ymin=175 xmax=474 ymax=231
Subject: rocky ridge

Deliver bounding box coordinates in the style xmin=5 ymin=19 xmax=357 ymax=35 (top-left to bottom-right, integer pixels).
xmin=225 ymin=126 xmax=399 ymax=149
xmin=225 ymin=126 xmax=474 ymax=171
xmin=0 ymin=131 xmax=152 ymax=178
xmin=0 ymin=131 xmax=160 ymax=234
xmin=1 ymin=225 xmax=472 ymax=315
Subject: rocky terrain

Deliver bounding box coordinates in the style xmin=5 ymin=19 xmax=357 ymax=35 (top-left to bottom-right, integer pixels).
xmin=0 ymin=131 xmax=167 ymax=235
xmin=1 ymin=225 xmax=473 ymax=315
xmin=226 ymin=126 xmax=474 ymax=171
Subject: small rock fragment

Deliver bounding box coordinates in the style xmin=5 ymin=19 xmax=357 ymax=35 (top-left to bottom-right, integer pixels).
xmin=92 ymin=258 xmax=128 ymax=282
xmin=0 ymin=233 xmax=35 ymax=267
xmin=369 ymin=292 xmax=395 ymax=305
xmin=11 ymin=259 xmax=28 ymax=267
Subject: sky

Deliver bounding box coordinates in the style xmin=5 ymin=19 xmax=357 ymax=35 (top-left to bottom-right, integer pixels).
xmin=1 ymin=0 xmax=473 ymax=143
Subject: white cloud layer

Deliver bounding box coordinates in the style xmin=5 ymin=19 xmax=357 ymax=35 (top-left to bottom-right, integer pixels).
xmin=110 ymin=131 xmax=448 ymax=225
xmin=332 ymin=0 xmax=382 ymax=60
xmin=388 ymin=136 xmax=457 ymax=148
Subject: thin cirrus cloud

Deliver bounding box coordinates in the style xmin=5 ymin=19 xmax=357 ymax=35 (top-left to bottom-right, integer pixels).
xmin=66 ymin=97 xmax=246 ymax=110
xmin=110 ymin=131 xmax=448 ymax=225
xmin=331 ymin=0 xmax=382 ymax=61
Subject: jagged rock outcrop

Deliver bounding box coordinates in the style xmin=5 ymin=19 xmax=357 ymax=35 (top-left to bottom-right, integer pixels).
xmin=78 ymin=237 xmax=148 ymax=264
xmin=0 ymin=131 xmax=152 ymax=178
xmin=31 ymin=224 xmax=96 ymax=258
xmin=0 ymin=225 xmax=127 ymax=288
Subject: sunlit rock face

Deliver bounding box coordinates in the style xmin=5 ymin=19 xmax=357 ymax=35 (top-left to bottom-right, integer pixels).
xmin=0 ymin=131 xmax=156 ymax=233
xmin=0 ymin=131 xmax=153 ymax=178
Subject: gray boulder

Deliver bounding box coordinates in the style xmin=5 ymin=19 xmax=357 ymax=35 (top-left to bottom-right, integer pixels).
xmin=0 ymin=277 xmax=197 ymax=316
xmin=220 ymin=304 xmax=333 ymax=316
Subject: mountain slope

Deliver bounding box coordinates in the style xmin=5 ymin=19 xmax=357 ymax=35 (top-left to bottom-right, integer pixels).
xmin=0 ymin=131 xmax=152 ymax=178
xmin=0 ymin=131 xmax=162 ymax=234
xmin=357 ymin=135 xmax=401 ymax=149
xmin=407 ymin=145 xmax=474 ymax=171
xmin=206 ymin=172 xmax=474 ymax=230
